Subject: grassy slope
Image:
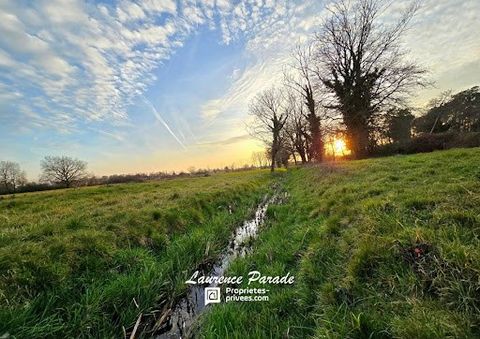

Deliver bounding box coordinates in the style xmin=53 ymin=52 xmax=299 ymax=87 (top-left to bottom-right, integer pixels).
xmin=0 ymin=170 xmax=271 ymax=337
xmin=200 ymin=148 xmax=480 ymax=338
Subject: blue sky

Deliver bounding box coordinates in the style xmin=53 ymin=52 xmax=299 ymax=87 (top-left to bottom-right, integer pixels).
xmin=0 ymin=0 xmax=479 ymax=179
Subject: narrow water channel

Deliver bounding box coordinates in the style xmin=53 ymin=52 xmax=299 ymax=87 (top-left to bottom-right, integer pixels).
xmin=153 ymin=193 xmax=280 ymax=338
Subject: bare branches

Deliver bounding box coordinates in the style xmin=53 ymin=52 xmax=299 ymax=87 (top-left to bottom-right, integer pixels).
xmin=0 ymin=161 xmax=27 ymax=193
xmin=247 ymin=87 xmax=291 ymax=171
xmin=284 ymin=45 xmax=326 ymax=161
xmin=283 ymin=91 xmax=310 ymax=163
xmin=311 ymin=0 xmax=427 ymax=157
xmin=251 ymin=151 xmax=269 ymax=168
xmin=247 ymin=0 xmax=428 ymax=160
xmin=247 ymin=87 xmax=290 ymax=139
xmin=40 ymin=156 xmax=87 ymax=188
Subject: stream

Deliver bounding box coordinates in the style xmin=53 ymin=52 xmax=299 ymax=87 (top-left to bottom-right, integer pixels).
xmin=152 ymin=193 xmax=282 ymax=338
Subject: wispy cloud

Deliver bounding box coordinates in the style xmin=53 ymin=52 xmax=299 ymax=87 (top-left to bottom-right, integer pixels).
xmin=0 ymin=0 xmax=216 ymax=134
xmin=0 ymin=0 xmax=478 ymax=151
xmin=198 ymin=0 xmax=480 ymax=129
xmin=0 ymin=0 xmax=314 ymax=136
xmin=199 ymin=1 xmax=327 ymax=123
xmin=196 ymin=134 xmax=252 ymax=146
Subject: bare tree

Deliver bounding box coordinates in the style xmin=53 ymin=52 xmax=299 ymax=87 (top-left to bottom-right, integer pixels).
xmin=40 ymin=156 xmax=87 ymax=188
xmin=251 ymin=151 xmax=268 ymax=168
xmin=285 ymin=44 xmax=325 ymax=162
xmin=283 ymin=92 xmax=310 ymax=164
xmin=0 ymin=161 xmax=27 ymax=193
xmin=312 ymin=0 xmax=427 ymax=158
xmin=248 ymin=88 xmax=291 ymax=172
xmin=263 ymin=148 xmax=272 ymax=169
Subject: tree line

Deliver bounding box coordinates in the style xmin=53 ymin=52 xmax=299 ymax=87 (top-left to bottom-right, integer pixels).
xmin=0 ymin=156 xmax=264 ymax=195
xmin=0 ymin=156 xmax=88 ymax=194
xmin=247 ymin=0 xmax=480 ymax=171
xmin=371 ymin=86 xmax=480 ymax=156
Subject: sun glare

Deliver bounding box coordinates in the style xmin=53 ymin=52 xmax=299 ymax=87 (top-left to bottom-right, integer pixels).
xmin=334 ymin=139 xmax=347 ymax=154
xmin=326 ymin=137 xmax=351 ymax=157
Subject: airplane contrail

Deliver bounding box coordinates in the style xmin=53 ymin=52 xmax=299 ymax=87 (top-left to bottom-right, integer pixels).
xmin=141 ymin=96 xmax=187 ymax=150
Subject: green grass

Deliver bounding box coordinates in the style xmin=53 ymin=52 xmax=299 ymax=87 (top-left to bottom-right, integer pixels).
xmin=0 ymin=170 xmax=272 ymax=337
xmin=2 ymin=148 xmax=480 ymax=338
xmin=200 ymin=148 xmax=480 ymax=338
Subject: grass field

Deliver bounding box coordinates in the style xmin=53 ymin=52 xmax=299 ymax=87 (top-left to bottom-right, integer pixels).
xmin=200 ymin=148 xmax=480 ymax=338
xmin=0 ymin=170 xmax=272 ymax=337
xmin=1 ymin=148 xmax=480 ymax=338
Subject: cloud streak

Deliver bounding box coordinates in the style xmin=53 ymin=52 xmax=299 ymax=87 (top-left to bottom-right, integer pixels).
xmin=141 ymin=96 xmax=187 ymax=150
xmin=196 ymin=134 xmax=252 ymax=147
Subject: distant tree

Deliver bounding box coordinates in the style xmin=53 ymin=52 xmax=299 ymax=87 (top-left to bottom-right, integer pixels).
xmin=413 ymin=90 xmax=452 ymax=134
xmin=312 ymin=0 xmax=427 ymax=158
xmin=0 ymin=161 xmax=27 ymax=193
xmin=414 ymin=86 xmax=480 ymax=134
xmin=251 ymin=151 xmax=268 ymax=168
xmin=248 ymin=88 xmax=291 ymax=172
xmin=384 ymin=108 xmax=415 ymax=143
xmin=40 ymin=156 xmax=87 ymax=188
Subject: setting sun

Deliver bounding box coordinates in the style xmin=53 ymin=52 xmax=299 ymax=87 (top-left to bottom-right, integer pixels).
xmin=334 ymin=139 xmax=347 ymax=154
xmin=326 ymin=137 xmax=351 ymax=157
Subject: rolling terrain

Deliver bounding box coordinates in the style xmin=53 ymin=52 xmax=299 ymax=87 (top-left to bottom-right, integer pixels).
xmin=1 ymin=148 xmax=480 ymax=338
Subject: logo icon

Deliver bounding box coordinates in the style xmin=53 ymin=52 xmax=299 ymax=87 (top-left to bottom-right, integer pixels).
xmin=204 ymin=287 xmax=221 ymax=305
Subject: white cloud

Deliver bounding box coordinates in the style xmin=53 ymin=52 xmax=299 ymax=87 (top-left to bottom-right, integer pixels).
xmin=199 ymin=0 xmax=480 ymax=127
xmin=0 ymin=0 xmax=203 ymax=134
xmin=0 ymin=49 xmax=16 ymax=68
xmin=117 ymin=2 xmax=146 ymax=22
xmin=201 ymin=99 xmax=223 ymax=119
xmin=0 ymin=0 xmax=478 ymax=141
xmin=141 ymin=0 xmax=177 ymax=15
xmin=198 ymin=0 xmax=327 ymax=123
xmin=230 ymin=68 xmax=241 ymax=80
xmin=0 ymin=0 xmax=292 ymax=136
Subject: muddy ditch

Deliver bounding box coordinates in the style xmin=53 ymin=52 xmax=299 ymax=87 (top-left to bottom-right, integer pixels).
xmin=131 ymin=190 xmax=287 ymax=338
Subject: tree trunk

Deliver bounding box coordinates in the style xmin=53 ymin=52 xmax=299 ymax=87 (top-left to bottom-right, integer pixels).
xmin=292 ymin=153 xmax=297 ymax=165
xmin=270 ymin=135 xmax=277 ymax=172
xmin=305 ymin=88 xmax=323 ymax=162
xmin=347 ymin=124 xmax=369 ymax=159
xmin=299 ymin=151 xmax=307 ymax=164
xmin=308 ymin=114 xmax=323 ymax=162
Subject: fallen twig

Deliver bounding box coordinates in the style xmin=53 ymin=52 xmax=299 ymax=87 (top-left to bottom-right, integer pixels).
xmin=129 ymin=313 xmax=142 ymax=339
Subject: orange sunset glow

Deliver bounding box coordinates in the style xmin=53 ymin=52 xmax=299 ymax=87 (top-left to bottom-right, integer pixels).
xmin=325 ymin=137 xmax=351 ymax=157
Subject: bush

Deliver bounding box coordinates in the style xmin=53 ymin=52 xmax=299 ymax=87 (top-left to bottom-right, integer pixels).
xmin=371 ymin=132 xmax=480 ymax=157
xmin=447 ymin=132 xmax=480 ymax=148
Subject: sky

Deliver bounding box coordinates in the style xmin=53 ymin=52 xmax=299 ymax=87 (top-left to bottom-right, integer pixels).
xmin=0 ymin=0 xmax=479 ymax=180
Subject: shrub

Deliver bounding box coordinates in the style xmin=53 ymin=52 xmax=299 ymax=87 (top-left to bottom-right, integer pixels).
xmin=371 ymin=132 xmax=480 ymax=157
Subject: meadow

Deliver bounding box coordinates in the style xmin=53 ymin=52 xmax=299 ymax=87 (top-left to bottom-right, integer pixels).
xmin=200 ymin=148 xmax=480 ymax=338
xmin=0 ymin=170 xmax=272 ymax=337
xmin=1 ymin=148 xmax=480 ymax=338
